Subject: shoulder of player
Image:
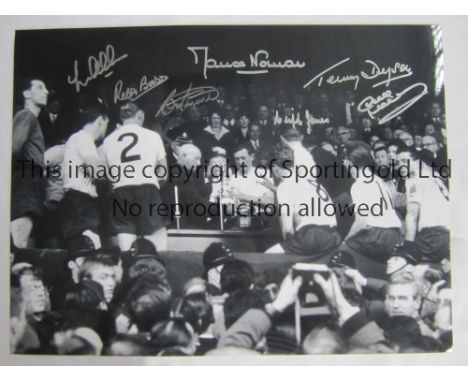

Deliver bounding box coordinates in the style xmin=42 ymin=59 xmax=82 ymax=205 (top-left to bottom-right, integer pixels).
xmin=119 ymin=125 xmax=162 ymax=138
xmin=66 ymin=130 xmax=95 ymax=148
xmin=13 ymin=108 xmax=37 ymax=126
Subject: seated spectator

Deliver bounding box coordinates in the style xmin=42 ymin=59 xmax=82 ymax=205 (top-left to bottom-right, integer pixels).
xmin=373 ymin=145 xmax=390 ymax=170
xmin=231 ymin=113 xmax=250 ymax=145
xmin=79 ymin=255 xmax=117 ymax=304
xmin=175 ymin=292 xmax=216 ymax=355
xmin=246 ymin=123 xmax=267 ymax=158
xmin=399 ymin=132 xmax=414 ymax=148
xmin=51 ymin=234 xmax=98 ymax=310
xmin=12 ymin=263 xmax=50 ymax=321
xmin=10 ymin=285 xmax=40 ymax=353
xmin=196 ymin=111 xmax=235 ymax=158
xmin=230 ymin=144 xmax=275 ymax=205
xmin=123 ymin=273 xmax=172 ymax=334
xmin=63 ymin=279 xmax=108 ymax=311
xmin=334 ymin=125 xmax=351 ymax=158
xmin=383 ymin=274 xmax=443 ymax=350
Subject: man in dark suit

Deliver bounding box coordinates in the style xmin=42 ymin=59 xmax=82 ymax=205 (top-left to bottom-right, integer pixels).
xmin=425 ymin=101 xmax=444 ymax=130
xmin=255 ymin=104 xmax=278 ymax=143
xmin=246 ymin=124 xmax=265 ymax=157
xmin=334 ymin=90 xmax=358 ymax=127
xmin=38 ymin=98 xmax=66 ymax=148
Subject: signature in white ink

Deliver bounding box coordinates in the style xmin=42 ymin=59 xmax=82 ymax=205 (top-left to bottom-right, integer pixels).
xmin=273 ymin=110 xmax=303 ymax=127
xmin=67 ymin=45 xmax=128 ymax=93
xmin=305 ymin=110 xmax=330 ymax=125
xmin=156 ymin=83 xmax=219 ymax=117
xmin=361 ymin=60 xmax=413 ymax=88
xmin=357 ymin=82 xmax=428 ymax=125
xmin=303 ymin=57 xmax=360 ymax=90
xmin=188 ymin=47 xmax=305 ymax=79
xmin=114 ymin=75 xmax=169 ymax=103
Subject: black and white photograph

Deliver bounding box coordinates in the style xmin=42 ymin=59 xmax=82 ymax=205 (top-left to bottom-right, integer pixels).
xmin=8 ymin=23 xmax=454 ymax=358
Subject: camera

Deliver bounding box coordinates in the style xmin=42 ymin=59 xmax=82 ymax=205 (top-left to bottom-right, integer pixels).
xmin=291 ymin=263 xmax=331 ymax=308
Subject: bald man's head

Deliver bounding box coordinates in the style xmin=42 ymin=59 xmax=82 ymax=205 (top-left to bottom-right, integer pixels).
xmin=177 ymin=144 xmax=202 ymax=169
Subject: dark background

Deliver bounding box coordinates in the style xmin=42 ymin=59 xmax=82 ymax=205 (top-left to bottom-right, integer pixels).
xmin=14 ymin=25 xmax=443 ymax=123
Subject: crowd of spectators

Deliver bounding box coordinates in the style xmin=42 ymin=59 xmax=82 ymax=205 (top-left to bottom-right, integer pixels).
xmin=10 ymin=80 xmax=451 ymax=355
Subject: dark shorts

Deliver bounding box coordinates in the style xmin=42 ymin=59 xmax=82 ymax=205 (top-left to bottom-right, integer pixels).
xmin=58 ymin=189 xmax=100 ymax=239
xmin=111 ymin=184 xmax=165 ymax=235
xmin=345 ymin=227 xmax=402 ymax=263
xmin=415 ymin=226 xmax=450 ymax=262
xmin=11 ymin=169 xmax=45 ymax=221
xmin=280 ymin=224 xmax=342 ymax=258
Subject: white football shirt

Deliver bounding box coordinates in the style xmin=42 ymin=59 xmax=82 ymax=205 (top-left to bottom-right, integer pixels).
xmin=276 ymin=178 xmax=337 ymax=231
xmin=102 ymin=124 xmax=166 ymax=190
xmin=406 ymin=176 xmax=449 ymax=230
xmin=62 ymin=130 xmax=99 ymax=197
xmin=350 ymin=176 xmax=402 ymax=228
xmin=287 ymin=141 xmax=316 ymax=180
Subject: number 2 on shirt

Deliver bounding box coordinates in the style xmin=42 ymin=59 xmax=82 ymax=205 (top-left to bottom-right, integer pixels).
xmin=118 ymin=132 xmax=141 ymax=163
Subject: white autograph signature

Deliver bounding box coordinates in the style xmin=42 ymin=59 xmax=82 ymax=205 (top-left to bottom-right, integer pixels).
xmin=156 ymin=83 xmax=219 ymax=117
xmin=67 ymin=44 xmax=128 ymax=93
xmin=357 ymin=82 xmax=428 ymax=125
xmin=303 ymin=58 xmax=413 ymax=91
xmin=360 ymin=60 xmax=413 ymax=88
xmin=188 ymin=46 xmax=305 ymax=79
xmin=303 ymin=57 xmax=360 ymax=90
xmin=114 ymin=75 xmax=169 ymax=103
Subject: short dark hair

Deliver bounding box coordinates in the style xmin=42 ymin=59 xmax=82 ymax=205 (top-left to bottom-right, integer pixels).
xmin=373 ymin=145 xmax=388 ymax=156
xmin=63 ymin=279 xmax=107 ymax=310
xmin=79 ymin=255 xmax=116 ymax=281
xmin=176 ymin=293 xmax=214 ymax=335
xmin=345 ymin=141 xmax=374 ymax=168
xmin=119 ymin=101 xmax=140 ymax=121
xmin=17 ymin=77 xmax=43 ymax=96
xmin=220 ymin=259 xmax=255 ymax=294
xmin=233 ymin=143 xmax=252 ymax=156
xmin=81 ymin=103 xmax=109 ymax=125
xmin=126 ymin=274 xmax=172 ymax=332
